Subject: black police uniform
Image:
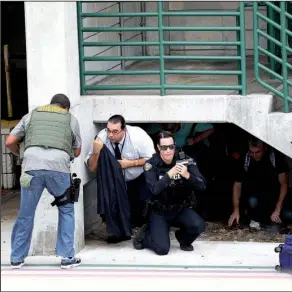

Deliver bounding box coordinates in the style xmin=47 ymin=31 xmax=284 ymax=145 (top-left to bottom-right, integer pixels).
xmin=136 ymin=152 xmax=206 ymax=256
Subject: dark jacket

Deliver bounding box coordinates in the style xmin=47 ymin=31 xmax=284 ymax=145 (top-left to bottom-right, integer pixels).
xmin=143 ymin=152 xmax=206 ymax=208
xmin=96 ymin=147 xmax=131 ymax=237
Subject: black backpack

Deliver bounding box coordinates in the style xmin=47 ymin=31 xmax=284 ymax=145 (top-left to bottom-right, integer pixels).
xmin=244 ymin=150 xmax=276 ymax=172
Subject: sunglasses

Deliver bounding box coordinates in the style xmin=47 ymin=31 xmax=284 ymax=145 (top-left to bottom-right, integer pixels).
xmin=160 ymin=144 xmax=175 ymax=151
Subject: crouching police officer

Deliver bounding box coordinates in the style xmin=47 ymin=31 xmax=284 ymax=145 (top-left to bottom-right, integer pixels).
xmin=5 ymin=94 xmax=82 ymax=269
xmin=133 ymin=131 xmax=206 ymax=256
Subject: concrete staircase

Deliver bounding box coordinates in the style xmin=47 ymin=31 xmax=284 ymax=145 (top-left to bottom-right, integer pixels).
xmin=228 ymin=94 xmax=292 ymax=158
xmin=92 ymin=94 xmax=292 ymax=158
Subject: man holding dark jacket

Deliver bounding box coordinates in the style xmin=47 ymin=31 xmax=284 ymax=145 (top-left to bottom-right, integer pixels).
xmin=85 ymin=115 xmax=155 ymax=243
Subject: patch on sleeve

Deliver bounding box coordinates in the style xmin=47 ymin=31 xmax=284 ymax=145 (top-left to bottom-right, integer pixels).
xmin=144 ymin=162 xmax=152 ymax=171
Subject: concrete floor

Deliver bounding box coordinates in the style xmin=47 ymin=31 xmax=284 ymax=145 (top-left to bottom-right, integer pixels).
xmin=2 ymin=264 xmax=292 ymax=291
xmin=2 ymin=191 xmax=292 ymax=291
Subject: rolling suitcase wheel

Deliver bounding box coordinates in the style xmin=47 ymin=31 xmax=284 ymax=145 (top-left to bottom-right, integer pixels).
xmin=275 ymin=265 xmax=282 ymax=272
xmin=275 ymin=246 xmax=282 ymax=253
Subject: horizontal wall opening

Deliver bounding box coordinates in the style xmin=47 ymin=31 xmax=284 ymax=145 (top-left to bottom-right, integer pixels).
xmin=85 ymin=122 xmax=292 ymax=243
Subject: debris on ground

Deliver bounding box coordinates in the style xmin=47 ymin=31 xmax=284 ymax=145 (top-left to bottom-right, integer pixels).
xmin=86 ymin=220 xmax=290 ymax=243
xmin=197 ymin=221 xmax=288 ymax=243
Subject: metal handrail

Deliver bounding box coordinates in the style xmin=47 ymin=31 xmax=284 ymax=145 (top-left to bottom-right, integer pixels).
xmin=253 ymin=1 xmax=292 ymax=113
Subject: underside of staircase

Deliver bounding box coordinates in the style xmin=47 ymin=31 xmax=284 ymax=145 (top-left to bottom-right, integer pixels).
xmin=91 ymin=94 xmax=292 ymax=158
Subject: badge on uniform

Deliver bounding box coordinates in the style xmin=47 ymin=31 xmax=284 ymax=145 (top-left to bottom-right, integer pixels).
xmin=144 ymin=162 xmax=152 ymax=171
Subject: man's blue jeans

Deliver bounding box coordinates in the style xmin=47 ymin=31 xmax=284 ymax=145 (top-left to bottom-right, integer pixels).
xmin=10 ymin=170 xmax=75 ymax=263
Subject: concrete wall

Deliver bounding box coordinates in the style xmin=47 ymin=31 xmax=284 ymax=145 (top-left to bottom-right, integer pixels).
xmin=81 ymin=1 xmax=267 ymax=71
xmin=82 ymin=2 xmax=144 ymax=85
xmin=145 ymin=1 xmax=267 ymax=56
xmin=25 ymin=2 xmax=100 ymax=255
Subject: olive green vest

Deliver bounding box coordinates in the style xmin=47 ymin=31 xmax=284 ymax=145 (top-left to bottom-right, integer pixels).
xmin=24 ymin=104 xmax=74 ymax=159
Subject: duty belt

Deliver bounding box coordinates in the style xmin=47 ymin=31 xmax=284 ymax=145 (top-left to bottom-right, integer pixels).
xmin=151 ymin=191 xmax=197 ymax=216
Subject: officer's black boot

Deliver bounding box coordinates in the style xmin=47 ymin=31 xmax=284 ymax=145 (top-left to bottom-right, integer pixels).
xmin=175 ymin=230 xmax=194 ymax=252
xmin=133 ymin=224 xmax=147 ymax=250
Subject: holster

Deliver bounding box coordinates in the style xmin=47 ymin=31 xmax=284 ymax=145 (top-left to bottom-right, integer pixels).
xmin=142 ymin=200 xmax=153 ymax=221
xmin=51 ymin=173 xmax=81 ymax=207
xmin=51 ymin=187 xmax=72 ymax=207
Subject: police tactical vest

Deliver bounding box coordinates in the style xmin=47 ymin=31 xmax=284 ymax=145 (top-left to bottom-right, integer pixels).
xmin=24 ymin=104 xmax=74 ymax=159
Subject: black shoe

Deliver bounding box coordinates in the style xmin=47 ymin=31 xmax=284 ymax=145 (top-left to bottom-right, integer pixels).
xmin=11 ymin=261 xmax=24 ymax=269
xmin=179 ymin=243 xmax=194 ymax=252
xmin=175 ymin=230 xmax=194 ymax=252
xmin=61 ymin=257 xmax=81 ymax=269
xmin=133 ymin=224 xmax=147 ymax=250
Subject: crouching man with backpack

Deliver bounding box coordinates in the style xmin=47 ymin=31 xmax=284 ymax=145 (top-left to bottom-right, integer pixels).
xmin=228 ymin=136 xmax=292 ymax=231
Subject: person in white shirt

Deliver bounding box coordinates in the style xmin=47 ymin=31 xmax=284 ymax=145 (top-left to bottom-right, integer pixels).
xmin=85 ymin=115 xmax=155 ymax=243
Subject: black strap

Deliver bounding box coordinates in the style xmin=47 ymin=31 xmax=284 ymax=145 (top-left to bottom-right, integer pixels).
xmin=51 ymin=188 xmax=71 ymax=207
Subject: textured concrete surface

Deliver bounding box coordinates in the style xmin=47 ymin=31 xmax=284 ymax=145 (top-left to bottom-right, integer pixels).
xmin=2 ymin=238 xmax=292 ymax=291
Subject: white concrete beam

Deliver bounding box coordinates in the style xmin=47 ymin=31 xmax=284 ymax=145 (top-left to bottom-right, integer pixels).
xmin=91 ymin=94 xmax=292 ymax=158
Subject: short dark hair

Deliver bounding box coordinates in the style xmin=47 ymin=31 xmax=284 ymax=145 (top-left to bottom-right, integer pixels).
xmin=157 ymin=130 xmax=174 ymax=145
xmin=50 ymin=94 xmax=71 ymax=109
xmin=248 ymin=136 xmax=264 ymax=148
xmin=108 ymin=114 xmax=126 ymax=129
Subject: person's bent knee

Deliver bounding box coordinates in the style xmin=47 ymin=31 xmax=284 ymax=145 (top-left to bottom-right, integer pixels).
xmin=248 ymin=197 xmax=258 ymax=209
xmin=195 ymin=217 xmax=205 ymax=235
xmin=189 ymin=212 xmax=205 ymax=234
xmin=154 ymin=246 xmax=169 ymax=256
xmin=152 ymin=242 xmax=170 ymax=255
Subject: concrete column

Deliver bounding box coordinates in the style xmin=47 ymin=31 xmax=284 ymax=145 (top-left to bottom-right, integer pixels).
xmin=24 ymin=2 xmax=84 ymax=255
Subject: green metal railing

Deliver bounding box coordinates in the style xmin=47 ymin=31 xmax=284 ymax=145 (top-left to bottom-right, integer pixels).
xmin=77 ymin=1 xmax=292 ymax=112
xmin=77 ymin=1 xmax=247 ymax=96
xmin=253 ymin=1 xmax=292 ymax=113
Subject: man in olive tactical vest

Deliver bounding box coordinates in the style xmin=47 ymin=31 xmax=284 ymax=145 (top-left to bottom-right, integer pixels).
xmin=5 ymin=94 xmax=82 ymax=269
